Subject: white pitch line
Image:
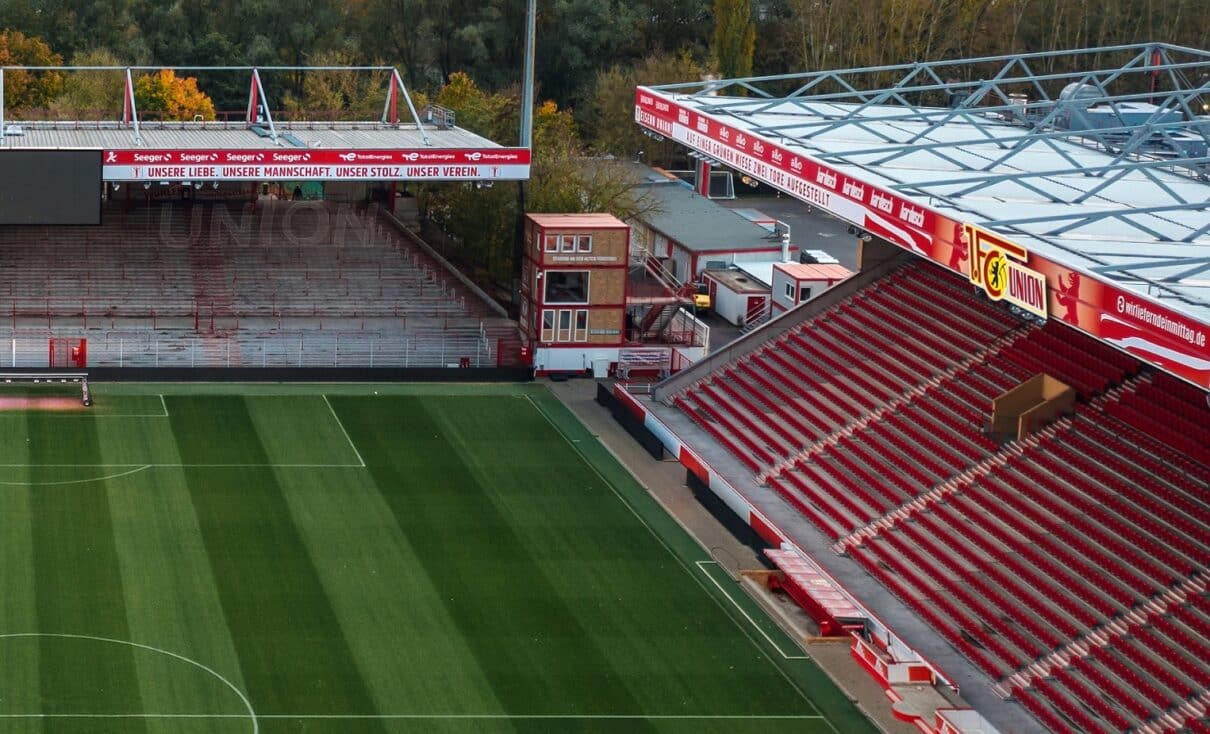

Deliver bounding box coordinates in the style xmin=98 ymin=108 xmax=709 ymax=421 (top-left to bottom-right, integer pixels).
xmin=0 ymin=713 xmax=823 ymax=720
xmin=0 ymin=463 xmax=364 ymax=469
xmin=695 ymin=561 xmax=809 ymax=660
xmin=323 ymin=394 xmax=366 ymax=468
xmin=523 ymin=395 xmax=827 ymax=722
xmin=0 ymin=632 xmax=257 ymax=733
xmin=0 ymin=465 xmax=152 ymax=486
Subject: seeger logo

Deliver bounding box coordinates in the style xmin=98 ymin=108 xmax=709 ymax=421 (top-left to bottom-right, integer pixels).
xmin=967 ymin=224 xmax=1048 ymax=319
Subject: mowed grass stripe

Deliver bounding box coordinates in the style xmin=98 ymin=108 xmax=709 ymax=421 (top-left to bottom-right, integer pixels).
xmin=99 ymin=420 xmax=252 ymax=733
xmin=331 ymin=396 xmax=660 ymax=729
xmin=27 ymin=411 xmax=146 ymax=728
xmin=0 ymin=411 xmax=42 ymax=731
xmin=423 ymin=397 xmax=818 ymax=717
xmin=168 ymin=396 xmax=383 ymax=725
xmin=249 ymin=404 xmax=509 ymax=717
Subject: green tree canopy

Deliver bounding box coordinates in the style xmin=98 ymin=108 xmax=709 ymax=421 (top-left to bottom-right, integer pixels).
xmin=710 ymin=0 xmax=755 ymax=79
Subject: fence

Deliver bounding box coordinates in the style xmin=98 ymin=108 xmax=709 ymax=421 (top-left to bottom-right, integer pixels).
xmin=2 ymin=329 xmax=495 ymax=369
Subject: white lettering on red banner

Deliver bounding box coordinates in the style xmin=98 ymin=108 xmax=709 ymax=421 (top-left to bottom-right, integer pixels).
xmin=101 ymin=148 xmax=531 ymax=181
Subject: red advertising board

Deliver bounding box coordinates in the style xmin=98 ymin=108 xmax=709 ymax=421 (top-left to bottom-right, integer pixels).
xmin=101 ymin=147 xmax=532 ymax=182
xmin=635 ymin=88 xmax=1210 ymax=388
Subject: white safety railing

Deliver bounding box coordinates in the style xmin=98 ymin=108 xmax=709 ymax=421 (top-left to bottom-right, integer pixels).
xmin=2 ymin=328 xmax=495 ymax=369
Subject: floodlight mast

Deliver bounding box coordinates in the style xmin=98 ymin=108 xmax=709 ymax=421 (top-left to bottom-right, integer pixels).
xmin=519 ymin=0 xmax=537 ymax=150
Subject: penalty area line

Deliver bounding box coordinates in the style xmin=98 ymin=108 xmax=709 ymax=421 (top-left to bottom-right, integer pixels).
xmin=323 ymin=394 xmax=366 ymax=468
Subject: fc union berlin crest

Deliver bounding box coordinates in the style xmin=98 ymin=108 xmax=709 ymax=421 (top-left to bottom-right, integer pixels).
xmin=966 ymin=224 xmax=1049 ymax=319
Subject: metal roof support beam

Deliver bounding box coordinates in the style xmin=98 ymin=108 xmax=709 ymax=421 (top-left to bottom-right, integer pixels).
xmin=812 ymin=115 xmax=1209 ymax=164
xmin=894 ymin=155 xmax=1210 ymax=196
xmin=984 ymin=200 xmax=1210 ymax=230
xmin=1167 ymin=258 xmax=1210 ymax=280
xmin=389 ymin=68 xmax=429 ymax=145
xmin=124 ymin=68 xmax=142 ymax=146
xmin=654 ymin=42 xmax=1205 ymax=95
xmin=1091 ymin=256 xmax=1210 ymax=278
xmin=689 ymin=58 xmax=1210 ymax=119
xmin=250 ymin=69 xmax=277 ymax=144
xmin=745 ymin=83 xmax=1207 ymax=140
xmin=1179 ymin=220 xmax=1210 ymax=244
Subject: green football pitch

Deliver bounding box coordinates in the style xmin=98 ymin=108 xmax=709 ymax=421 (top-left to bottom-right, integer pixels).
xmin=0 ymin=382 xmax=876 ymax=734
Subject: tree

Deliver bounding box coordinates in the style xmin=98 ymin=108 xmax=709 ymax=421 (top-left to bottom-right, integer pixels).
xmin=282 ymin=49 xmax=389 ymax=120
xmin=48 ymin=49 xmax=126 ymax=119
xmin=582 ymin=51 xmax=707 ymax=163
xmin=422 ymin=76 xmax=657 ymax=287
xmin=134 ymin=69 xmax=216 ymax=120
xmin=711 ymin=0 xmax=755 ymax=79
xmin=0 ymin=29 xmax=64 ymax=113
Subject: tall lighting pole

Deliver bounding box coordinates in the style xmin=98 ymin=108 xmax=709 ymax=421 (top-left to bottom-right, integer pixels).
xmin=520 ymin=0 xmax=537 ymax=149
xmin=513 ymin=0 xmax=538 ymax=316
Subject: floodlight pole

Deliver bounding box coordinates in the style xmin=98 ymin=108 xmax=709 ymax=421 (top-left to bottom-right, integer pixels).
xmin=513 ymin=0 xmax=538 ymax=319
xmin=519 ymin=0 xmax=537 ymax=149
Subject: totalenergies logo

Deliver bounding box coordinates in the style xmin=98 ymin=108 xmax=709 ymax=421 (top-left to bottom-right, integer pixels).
xmin=967 ymin=224 xmax=1048 ymax=319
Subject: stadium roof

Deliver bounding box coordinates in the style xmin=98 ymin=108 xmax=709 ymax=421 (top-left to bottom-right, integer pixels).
xmin=635 ymin=172 xmax=790 ymax=253
xmin=0 ymin=66 xmax=528 ymax=181
xmin=636 ymin=43 xmax=1210 ymax=388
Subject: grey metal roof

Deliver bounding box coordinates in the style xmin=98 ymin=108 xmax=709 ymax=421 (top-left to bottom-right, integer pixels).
xmin=639 ymin=178 xmax=786 ymax=253
xmin=0 ymin=121 xmax=499 ymax=150
xmin=642 ymin=43 xmax=1210 ymax=326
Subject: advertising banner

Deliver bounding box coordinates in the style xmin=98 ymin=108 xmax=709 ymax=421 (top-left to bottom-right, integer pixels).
xmin=101 ymin=147 xmax=531 ymax=181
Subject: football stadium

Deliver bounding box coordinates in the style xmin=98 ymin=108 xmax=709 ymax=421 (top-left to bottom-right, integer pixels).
xmin=0 ymin=40 xmax=1207 ymax=734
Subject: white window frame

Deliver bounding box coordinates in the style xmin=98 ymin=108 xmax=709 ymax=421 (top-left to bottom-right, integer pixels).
xmin=556 ymin=309 xmax=573 ymax=341
xmin=544 ymin=234 xmax=559 ymax=253
xmin=559 ymin=234 xmax=576 ymax=253
xmin=541 ymin=310 xmax=556 ymax=341
xmin=799 ymin=286 xmax=813 ymax=303
xmin=577 ymin=235 xmax=592 ymax=253
xmin=784 ymin=282 xmax=795 ymax=299
xmin=543 ymin=269 xmax=590 ymax=305
xmin=574 ymin=309 xmax=589 ymax=342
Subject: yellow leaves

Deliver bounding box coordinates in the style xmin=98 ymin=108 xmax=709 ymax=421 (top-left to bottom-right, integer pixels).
xmin=134 ymin=70 xmax=216 ymax=121
xmin=0 ymin=30 xmax=64 ymax=111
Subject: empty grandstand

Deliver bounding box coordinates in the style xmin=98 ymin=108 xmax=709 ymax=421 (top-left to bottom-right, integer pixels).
xmin=626 ymin=43 xmax=1210 ymax=733
xmin=0 ymin=200 xmax=515 ymax=367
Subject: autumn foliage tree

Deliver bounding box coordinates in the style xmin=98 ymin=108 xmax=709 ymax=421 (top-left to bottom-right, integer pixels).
xmin=134 ymin=69 xmax=216 ymax=121
xmin=0 ymin=29 xmax=64 ymax=113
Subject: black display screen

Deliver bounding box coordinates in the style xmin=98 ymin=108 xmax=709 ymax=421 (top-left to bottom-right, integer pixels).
xmin=0 ymin=150 xmax=103 ymax=225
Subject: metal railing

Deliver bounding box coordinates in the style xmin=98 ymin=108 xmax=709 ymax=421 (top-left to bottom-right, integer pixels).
xmin=1 ymin=328 xmax=495 ymax=369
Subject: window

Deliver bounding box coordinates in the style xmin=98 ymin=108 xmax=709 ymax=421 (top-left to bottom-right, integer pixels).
xmin=574 ymin=310 xmax=588 ymax=341
xmin=784 ymin=282 xmax=796 ymax=299
xmin=559 ymin=235 xmax=577 ymax=253
xmin=557 ymin=309 xmax=573 ymax=341
xmin=544 ymin=234 xmax=559 ymax=253
xmin=544 ymin=270 xmax=589 ymax=304
xmin=577 ymin=235 xmax=592 ymax=253
xmin=539 ymin=308 xmax=590 ymax=343
xmin=799 ymin=286 xmax=813 ymax=303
